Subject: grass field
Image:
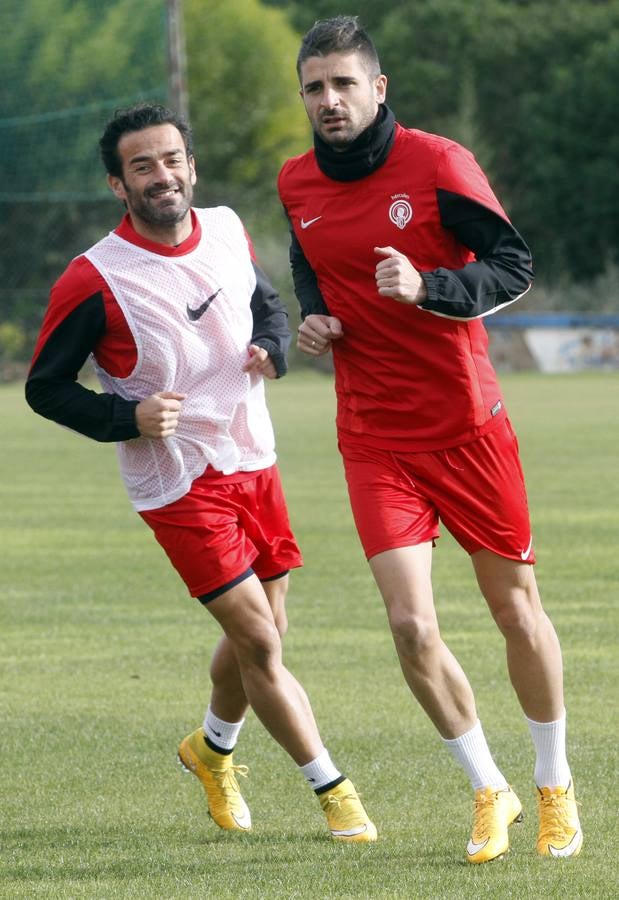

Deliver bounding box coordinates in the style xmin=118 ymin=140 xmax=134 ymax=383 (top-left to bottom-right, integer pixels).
xmin=1 ymin=371 xmax=618 ymax=898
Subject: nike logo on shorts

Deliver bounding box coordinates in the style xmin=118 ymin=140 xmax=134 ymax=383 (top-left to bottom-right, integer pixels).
xmin=300 ymin=216 xmax=322 ymax=229
xmin=520 ymin=536 xmax=533 ymax=561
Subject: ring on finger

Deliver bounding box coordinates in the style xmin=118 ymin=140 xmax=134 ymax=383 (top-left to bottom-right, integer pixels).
xmin=311 ymin=340 xmax=317 ymax=348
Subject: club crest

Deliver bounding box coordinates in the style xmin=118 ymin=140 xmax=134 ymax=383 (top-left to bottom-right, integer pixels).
xmin=389 ymin=196 xmax=413 ymax=230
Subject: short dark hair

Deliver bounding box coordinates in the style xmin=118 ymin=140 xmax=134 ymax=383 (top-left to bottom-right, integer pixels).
xmin=99 ymin=103 xmax=193 ymax=178
xmin=297 ymin=15 xmax=381 ymax=81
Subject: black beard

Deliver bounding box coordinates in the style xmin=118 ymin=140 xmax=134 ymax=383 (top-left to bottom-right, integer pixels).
xmin=126 ymin=184 xmax=192 ymax=227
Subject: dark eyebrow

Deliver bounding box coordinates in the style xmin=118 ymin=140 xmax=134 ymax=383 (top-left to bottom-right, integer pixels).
xmin=303 ymin=75 xmax=358 ymax=90
xmin=128 ymin=147 xmax=185 ymax=165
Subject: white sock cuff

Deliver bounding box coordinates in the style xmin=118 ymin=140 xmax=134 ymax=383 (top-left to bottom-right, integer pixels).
xmin=525 ymin=708 xmax=566 ymax=729
xmin=203 ymin=705 xmax=245 ymax=751
xmin=443 ymin=719 xmax=508 ymax=791
xmin=525 ymin=709 xmax=571 ymax=788
xmin=442 ymin=719 xmax=483 ymax=748
xmin=299 ymin=747 xmax=342 ymax=790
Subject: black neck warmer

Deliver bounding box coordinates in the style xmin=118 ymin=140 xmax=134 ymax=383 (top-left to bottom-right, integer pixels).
xmin=313 ymin=104 xmax=396 ymax=182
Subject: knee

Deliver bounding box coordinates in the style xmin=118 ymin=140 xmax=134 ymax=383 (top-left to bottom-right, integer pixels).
xmin=235 ymin=622 xmax=282 ymax=673
xmin=388 ymin=607 xmax=440 ymax=660
xmin=491 ymin=590 xmax=545 ymax=643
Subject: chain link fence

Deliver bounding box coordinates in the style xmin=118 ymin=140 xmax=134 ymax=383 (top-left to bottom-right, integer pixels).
xmin=0 ymin=1 xmax=168 ymax=377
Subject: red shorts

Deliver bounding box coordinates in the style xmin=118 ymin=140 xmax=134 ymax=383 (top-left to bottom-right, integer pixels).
xmin=139 ymin=464 xmax=303 ymax=599
xmin=339 ymin=419 xmax=535 ymax=563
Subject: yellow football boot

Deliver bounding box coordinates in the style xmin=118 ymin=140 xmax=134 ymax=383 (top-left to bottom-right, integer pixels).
xmin=537 ymin=781 xmax=583 ymax=858
xmin=318 ymin=778 xmax=377 ymax=843
xmin=466 ymin=786 xmax=523 ymax=863
xmin=178 ymin=727 xmax=251 ymax=831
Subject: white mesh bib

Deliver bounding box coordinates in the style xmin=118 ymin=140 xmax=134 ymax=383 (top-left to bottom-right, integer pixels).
xmin=85 ymin=206 xmax=276 ymax=511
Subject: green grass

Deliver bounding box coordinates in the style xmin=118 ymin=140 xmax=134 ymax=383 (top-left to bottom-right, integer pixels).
xmin=1 ymin=371 xmax=618 ymax=898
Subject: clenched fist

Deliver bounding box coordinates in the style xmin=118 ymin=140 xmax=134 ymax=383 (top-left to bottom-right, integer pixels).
xmin=374 ymin=246 xmax=427 ymax=305
xmin=135 ymin=391 xmax=186 ymax=438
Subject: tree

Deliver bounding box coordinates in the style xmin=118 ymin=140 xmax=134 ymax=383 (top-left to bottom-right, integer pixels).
xmin=0 ymin=0 xmax=168 ymax=345
xmin=510 ymin=9 xmax=619 ymax=278
xmin=0 ymin=0 xmax=309 ymax=355
xmin=267 ymin=0 xmax=619 ymax=283
xmin=184 ymin=0 xmax=309 ymax=229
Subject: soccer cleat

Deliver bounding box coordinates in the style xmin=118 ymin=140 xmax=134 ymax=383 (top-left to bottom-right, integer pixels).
xmin=318 ymin=778 xmax=377 ymax=843
xmin=466 ymin=786 xmax=523 ymax=864
xmin=177 ymin=727 xmax=251 ymax=831
xmin=536 ymin=781 xmax=583 ymax=858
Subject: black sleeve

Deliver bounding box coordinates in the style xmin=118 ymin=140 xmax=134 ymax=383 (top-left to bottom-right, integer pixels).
xmin=289 ymin=225 xmax=331 ymax=319
xmin=249 ymin=262 xmax=291 ymax=378
xmin=419 ymin=190 xmax=534 ymax=319
xmin=25 ymin=292 xmax=140 ymax=442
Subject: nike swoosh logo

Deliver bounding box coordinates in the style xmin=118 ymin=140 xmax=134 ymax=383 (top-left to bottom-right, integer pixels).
xmin=520 ymin=536 xmax=533 ymax=561
xmin=300 ymin=215 xmax=322 ymax=229
xmin=331 ymin=823 xmax=369 ymax=837
xmin=187 ymin=288 xmax=222 ymax=321
xmin=548 ymin=828 xmax=583 ymax=858
xmin=231 ymin=809 xmax=252 ymax=830
xmin=467 ymin=837 xmax=490 ymax=856
xmin=209 ymin=727 xmax=222 ymax=737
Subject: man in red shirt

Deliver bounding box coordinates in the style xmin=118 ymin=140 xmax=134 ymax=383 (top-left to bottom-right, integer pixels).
xmin=26 ymin=103 xmax=376 ymax=843
xmin=279 ymin=16 xmax=582 ymax=863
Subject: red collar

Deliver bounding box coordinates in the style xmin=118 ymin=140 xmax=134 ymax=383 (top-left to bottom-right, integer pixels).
xmin=114 ymin=209 xmax=201 ymax=256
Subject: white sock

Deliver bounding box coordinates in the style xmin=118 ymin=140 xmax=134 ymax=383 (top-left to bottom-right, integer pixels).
xmin=299 ymin=747 xmax=342 ymax=790
xmin=443 ymin=720 xmax=509 ymax=791
xmin=203 ymin=705 xmax=245 ymax=751
xmin=526 ymin=709 xmax=571 ymax=788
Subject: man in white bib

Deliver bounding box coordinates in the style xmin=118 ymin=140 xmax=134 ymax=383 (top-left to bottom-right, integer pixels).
xmin=26 ymin=103 xmax=376 ymax=842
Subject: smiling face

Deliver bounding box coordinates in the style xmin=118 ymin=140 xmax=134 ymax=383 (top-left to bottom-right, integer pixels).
xmin=300 ymin=51 xmax=387 ymax=148
xmin=107 ymin=123 xmax=196 ymax=244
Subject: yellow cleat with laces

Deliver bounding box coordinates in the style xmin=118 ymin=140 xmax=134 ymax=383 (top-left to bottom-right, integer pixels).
xmin=178 ymin=727 xmax=251 ymax=830
xmin=318 ymin=778 xmax=377 ymax=843
xmin=536 ymin=781 xmax=583 ymax=858
xmin=466 ymin=786 xmax=523 ymax=863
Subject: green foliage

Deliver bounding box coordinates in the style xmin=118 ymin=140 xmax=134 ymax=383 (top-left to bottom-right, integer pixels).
xmin=376 ymin=0 xmax=619 ymax=280
xmin=184 ymin=0 xmax=309 ymax=228
xmin=0 ymin=322 xmax=25 ymax=358
xmin=0 ymin=0 xmax=167 ymax=357
xmin=267 ymin=0 xmax=619 ymax=283
xmin=1 ymin=0 xmax=166 ymax=199
xmin=2 ymin=372 xmax=618 ymax=896
xmin=261 ymin=0 xmax=393 ymax=32
xmin=2 ymin=0 xmax=618 ymax=366
xmin=0 ymin=0 xmax=306 ymax=358
xmin=523 ymin=261 xmax=619 ymax=314
xmin=514 ymin=13 xmax=619 ymax=278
